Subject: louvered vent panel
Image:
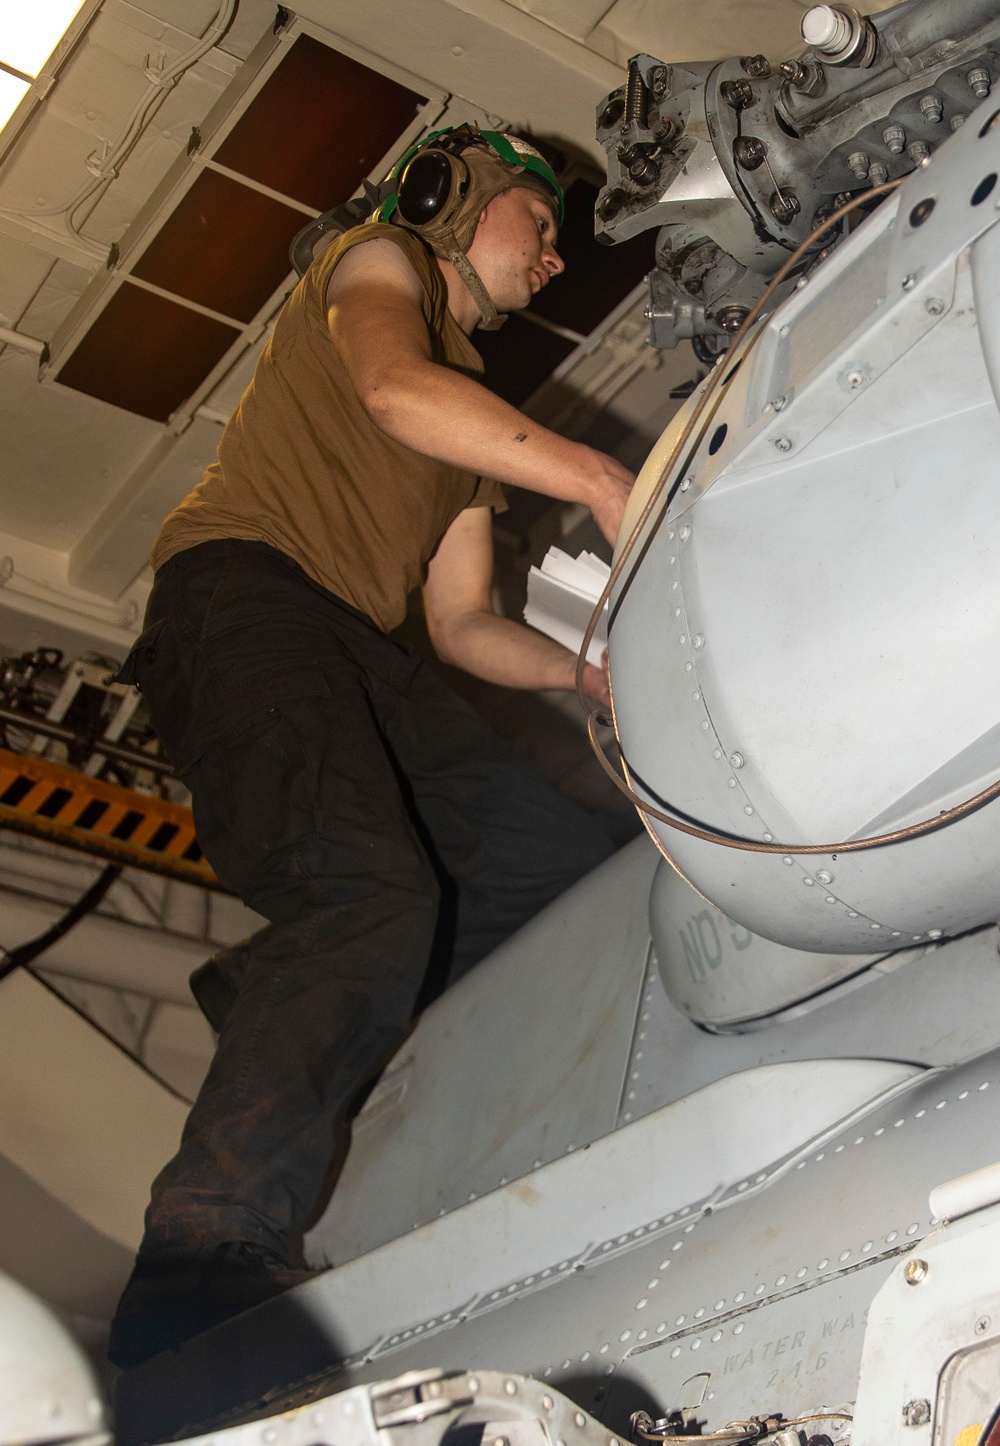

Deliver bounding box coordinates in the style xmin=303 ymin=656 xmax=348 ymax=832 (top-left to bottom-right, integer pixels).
xmin=53 ymin=32 xmax=425 ymax=423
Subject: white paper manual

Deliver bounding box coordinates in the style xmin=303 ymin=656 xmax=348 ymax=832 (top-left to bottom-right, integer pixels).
xmin=523 ymin=546 xmax=610 ymax=667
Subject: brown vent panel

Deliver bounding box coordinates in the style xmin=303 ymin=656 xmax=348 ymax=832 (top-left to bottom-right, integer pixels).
xmin=214 ymin=35 xmax=424 ymax=211
xmin=55 ymin=33 xmax=427 ymax=421
xmin=132 ymin=169 xmax=308 ymax=323
xmin=57 ymin=282 xmax=240 ymax=422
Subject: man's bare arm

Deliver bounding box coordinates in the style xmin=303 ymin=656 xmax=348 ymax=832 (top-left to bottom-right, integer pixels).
xmin=423 ymin=506 xmax=610 ymax=704
xmin=326 ymin=239 xmax=633 ymax=545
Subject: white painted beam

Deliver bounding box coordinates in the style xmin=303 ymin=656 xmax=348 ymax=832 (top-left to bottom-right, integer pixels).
xmin=0 ymin=890 xmax=211 ymax=1005
xmin=68 ymin=414 xmax=223 ymax=599
xmin=298 ymin=0 xmax=620 ymax=165
xmin=0 ymin=527 xmax=148 ymax=656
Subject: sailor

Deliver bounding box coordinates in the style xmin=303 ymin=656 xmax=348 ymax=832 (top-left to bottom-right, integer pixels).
xmin=108 ymin=126 xmax=633 ymax=1368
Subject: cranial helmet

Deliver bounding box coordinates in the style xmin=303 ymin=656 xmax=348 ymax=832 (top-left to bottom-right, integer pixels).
xmin=379 ymin=124 xmax=565 ymax=329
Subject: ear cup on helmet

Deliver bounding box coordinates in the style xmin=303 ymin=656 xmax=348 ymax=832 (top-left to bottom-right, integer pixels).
xmin=396 ymin=149 xmax=468 ymax=227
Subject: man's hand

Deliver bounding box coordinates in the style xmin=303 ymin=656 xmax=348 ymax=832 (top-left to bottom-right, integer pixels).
xmin=326 ymin=238 xmax=635 ymax=544
xmin=580 ymin=651 xmax=612 ymax=709
xmin=580 ymin=454 xmax=635 ymax=548
xmin=424 ymin=508 xmax=611 ymax=701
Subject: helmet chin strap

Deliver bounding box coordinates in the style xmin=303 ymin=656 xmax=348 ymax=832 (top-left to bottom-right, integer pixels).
xmin=447 ymin=249 xmax=507 ymax=331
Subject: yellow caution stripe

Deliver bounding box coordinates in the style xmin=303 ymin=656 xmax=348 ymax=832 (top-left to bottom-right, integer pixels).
xmin=0 ymin=745 xmax=220 ymax=889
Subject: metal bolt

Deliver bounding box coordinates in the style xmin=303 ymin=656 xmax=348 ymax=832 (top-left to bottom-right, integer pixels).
xmin=975 ymin=1315 xmax=991 ymax=1335
xmin=628 ymin=153 xmax=660 ymax=186
xmin=467 ymin=1377 xmax=480 ymax=1393
xmin=504 ymin=1379 xmax=518 ymax=1395
xmin=770 ymin=189 xmax=801 ymax=223
xmin=925 ymin=297 xmax=944 ymax=316
xmin=902 ymin=1399 xmax=931 ymax=1427
xmin=845 ymin=368 xmax=865 ymax=387
xmin=903 ymin=1257 xmax=929 ymax=1285
xmin=720 ymin=78 xmax=754 ymax=110
xmin=883 ymin=123 xmax=906 ymax=153
xmin=968 ymin=67 xmax=991 ymax=99
xmin=733 ymin=135 xmax=766 ymax=169
xmin=741 ymin=53 xmax=771 ymax=78
xmin=816 ymin=869 xmax=832 ymax=884
xmin=908 ymin=139 xmax=931 ymax=164
xmin=542 ymin=1397 xmax=554 ymax=1411
xmin=951 ymin=114 xmax=967 ymax=131
xmin=730 ymin=752 xmax=744 ymax=768
xmin=718 ymin=305 xmax=749 ymax=332
xmin=869 ymin=162 xmax=889 ymax=186
xmin=902 ymin=272 xmax=918 ymax=291
xmin=574 ymin=1414 xmax=587 ymax=1429
xmin=772 ymin=394 xmax=788 ymax=411
xmin=919 ymin=93 xmax=943 ymax=123
xmin=847 ymin=149 xmax=870 ymax=179
xmin=679 ymin=476 xmax=692 ymax=491
xmin=650 ymin=66 xmax=669 ymax=100
xmin=780 ymin=58 xmax=805 ymax=82
xmin=775 ymin=435 xmax=793 ymax=452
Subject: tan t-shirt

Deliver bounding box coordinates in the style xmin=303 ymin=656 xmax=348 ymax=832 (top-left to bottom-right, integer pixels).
xmin=151 ymin=224 xmax=506 ymax=633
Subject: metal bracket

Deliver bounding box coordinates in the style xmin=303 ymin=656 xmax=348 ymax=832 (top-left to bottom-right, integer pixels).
xmin=175 ymin=1371 xmax=618 ymax=1446
xmin=370 ymin=1371 xmax=468 ymax=1428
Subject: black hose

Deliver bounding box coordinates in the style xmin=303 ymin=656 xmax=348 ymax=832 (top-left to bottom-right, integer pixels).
xmin=0 ymin=862 xmax=193 ymax=1101
xmin=0 ymin=863 xmax=122 ymax=983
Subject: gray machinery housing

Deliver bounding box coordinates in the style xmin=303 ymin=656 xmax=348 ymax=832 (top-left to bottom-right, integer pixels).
xmin=594 ymin=0 xmax=1000 ymax=351
xmin=609 ymin=35 xmax=1000 ymax=1018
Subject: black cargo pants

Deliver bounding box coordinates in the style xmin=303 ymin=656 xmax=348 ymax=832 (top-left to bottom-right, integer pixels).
xmin=124 ymin=540 xmax=614 ymax=1258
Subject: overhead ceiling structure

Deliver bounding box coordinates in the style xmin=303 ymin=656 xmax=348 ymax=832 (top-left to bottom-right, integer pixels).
xmin=0 ymin=0 xmax=897 ymax=666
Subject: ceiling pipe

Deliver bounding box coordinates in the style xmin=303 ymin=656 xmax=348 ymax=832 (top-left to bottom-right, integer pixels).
xmin=0 ymin=890 xmax=209 ymax=1004
xmin=0 ymin=327 xmax=48 ymax=361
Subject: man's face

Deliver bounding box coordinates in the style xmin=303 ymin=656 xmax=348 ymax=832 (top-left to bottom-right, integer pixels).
xmin=466 ymin=186 xmax=564 ymax=313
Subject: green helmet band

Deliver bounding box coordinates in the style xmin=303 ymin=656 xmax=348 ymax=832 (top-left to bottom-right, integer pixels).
xmin=377 ymin=126 xmax=564 ymax=227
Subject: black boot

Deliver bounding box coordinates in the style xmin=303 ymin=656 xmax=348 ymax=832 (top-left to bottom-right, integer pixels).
xmin=108 ymin=1240 xmax=318 ymax=1370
